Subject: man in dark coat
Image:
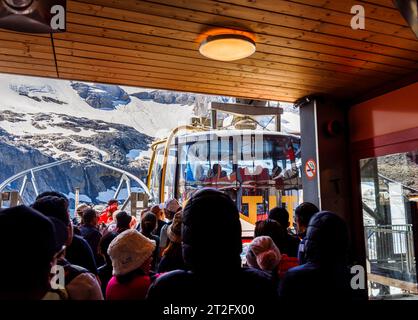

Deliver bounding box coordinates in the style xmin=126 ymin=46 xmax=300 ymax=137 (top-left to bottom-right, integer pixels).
xmin=279 ymin=211 xmax=354 ymax=300
xmin=80 ymin=208 xmax=103 ymax=266
xmin=147 ymin=189 xmax=278 ymax=303
xmin=268 ymin=207 xmax=300 ymax=257
xmin=35 ymin=191 xmax=97 ymax=274
xmin=294 ymin=202 xmax=319 ymax=264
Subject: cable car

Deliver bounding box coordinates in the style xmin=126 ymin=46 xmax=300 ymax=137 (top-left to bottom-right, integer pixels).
xmin=147 ymin=103 xmax=302 ymax=237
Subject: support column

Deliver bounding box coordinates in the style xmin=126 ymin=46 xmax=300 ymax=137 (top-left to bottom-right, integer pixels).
xmin=298 ymin=95 xmax=352 ymax=224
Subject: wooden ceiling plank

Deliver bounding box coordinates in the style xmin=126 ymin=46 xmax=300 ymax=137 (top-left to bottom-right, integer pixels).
xmin=54 ymin=46 xmax=393 ymax=98
xmin=289 ymin=0 xmax=407 ymax=26
xmin=67 ymin=23 xmax=410 ymax=74
xmin=64 ymin=23 xmax=410 ymax=76
xmin=55 ymin=50 xmax=349 ymax=90
xmin=65 ymin=13 xmax=418 ymax=71
xmin=57 ymin=59 xmax=343 ymax=94
xmin=58 ymin=71 xmax=306 ymax=101
xmin=0 ymin=30 xmax=54 ymax=46
xmin=69 ymin=0 xmax=418 ymax=59
xmin=0 ymin=60 xmax=56 ymax=72
xmin=54 ymin=31 xmax=399 ymax=80
xmin=0 ymin=47 xmax=54 ymax=60
xmin=58 ymin=65 xmax=314 ymax=97
xmin=196 ymin=0 xmax=418 ymax=47
xmin=0 ymin=54 xmax=55 ymax=66
xmin=0 ymin=40 xmax=53 ymax=54
xmin=217 ymin=0 xmax=414 ymax=39
xmin=53 ymin=38 xmax=388 ymax=87
xmin=66 ymin=6 xmax=418 ymax=68
xmin=359 ymin=0 xmax=396 ymax=8
xmin=0 ymin=67 xmax=58 ymax=78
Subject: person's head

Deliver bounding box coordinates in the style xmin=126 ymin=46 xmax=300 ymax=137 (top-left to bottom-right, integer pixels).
xmin=305 ymin=211 xmax=349 ymax=265
xmin=141 ymin=212 xmax=157 ymax=235
xmin=107 ymin=199 xmax=119 ymax=215
xmin=182 ymin=189 xmax=242 ymax=273
xmin=167 ymin=211 xmax=182 ymax=244
xmin=36 ymin=191 xmax=69 ymax=206
xmin=0 ymin=206 xmax=57 ymax=299
xmin=116 ymin=211 xmax=132 ymax=232
xmin=99 ymin=231 xmax=118 ymax=265
xmin=31 ymin=195 xmax=73 ymax=246
xmin=82 ymin=208 xmax=98 ymax=227
xmin=151 ymin=204 xmax=163 ymax=220
xmin=164 ymin=198 xmax=181 ymax=220
xmin=246 ymin=236 xmax=281 ymax=271
xmin=295 ymin=202 xmax=319 ymax=235
xmin=108 ymin=229 xmax=156 ymax=276
xmin=268 ymin=207 xmax=290 ymax=229
xmin=254 ymin=219 xmax=287 ymax=253
xmin=75 ymin=203 xmax=89 ymax=223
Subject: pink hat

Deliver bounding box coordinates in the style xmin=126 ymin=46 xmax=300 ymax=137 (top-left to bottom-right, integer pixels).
xmin=164 ymin=198 xmax=181 ymax=214
xmin=246 ymin=236 xmax=281 ymax=271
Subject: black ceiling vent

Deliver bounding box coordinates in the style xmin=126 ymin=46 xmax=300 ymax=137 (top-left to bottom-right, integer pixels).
xmin=393 ymin=0 xmax=418 ymax=39
xmin=0 ymin=0 xmax=66 ymax=33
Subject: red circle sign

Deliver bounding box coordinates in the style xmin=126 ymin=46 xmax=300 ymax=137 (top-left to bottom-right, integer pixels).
xmin=305 ymin=159 xmax=317 ymax=180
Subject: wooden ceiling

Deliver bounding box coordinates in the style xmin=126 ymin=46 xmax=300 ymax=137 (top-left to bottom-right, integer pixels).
xmin=0 ymin=0 xmax=417 ymax=102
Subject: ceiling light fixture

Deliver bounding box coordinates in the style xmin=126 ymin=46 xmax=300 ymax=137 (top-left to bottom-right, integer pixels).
xmin=199 ymin=33 xmax=256 ymax=61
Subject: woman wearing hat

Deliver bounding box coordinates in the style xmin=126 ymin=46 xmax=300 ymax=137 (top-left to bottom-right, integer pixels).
xmin=106 ymin=229 xmax=157 ymax=300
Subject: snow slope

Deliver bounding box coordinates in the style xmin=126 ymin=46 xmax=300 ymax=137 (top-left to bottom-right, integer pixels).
xmin=0 ymin=74 xmax=194 ymax=138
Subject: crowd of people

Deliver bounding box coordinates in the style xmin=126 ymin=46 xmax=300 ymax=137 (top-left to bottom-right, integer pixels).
xmin=0 ymin=188 xmax=360 ymax=301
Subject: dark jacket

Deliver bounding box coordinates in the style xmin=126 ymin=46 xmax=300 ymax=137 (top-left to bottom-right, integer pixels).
xmin=142 ymin=233 xmax=160 ymax=272
xmin=279 ymin=211 xmax=354 ymax=300
xmin=283 ymin=233 xmax=300 ymax=257
xmin=98 ymin=263 xmax=113 ymax=296
xmin=157 ymin=242 xmax=185 ymax=273
xmin=297 ymin=234 xmax=307 ymax=264
xmin=147 ymin=189 xmax=278 ymax=303
xmin=66 ymin=234 xmax=97 ymax=275
xmin=147 ymin=268 xmax=277 ymax=303
xmin=154 ymin=219 xmax=167 ymax=237
xmin=80 ymin=225 xmax=103 ymax=265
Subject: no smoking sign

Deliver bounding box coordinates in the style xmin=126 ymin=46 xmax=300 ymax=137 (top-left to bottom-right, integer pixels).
xmin=305 ymin=159 xmax=317 ymax=180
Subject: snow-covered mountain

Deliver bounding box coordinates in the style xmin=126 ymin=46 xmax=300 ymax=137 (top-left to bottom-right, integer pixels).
xmin=0 ymin=74 xmax=299 ymax=207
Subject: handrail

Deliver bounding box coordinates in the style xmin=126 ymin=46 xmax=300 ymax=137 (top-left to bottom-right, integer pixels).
xmin=378 ymin=173 xmax=418 ymax=194
xmin=0 ymin=159 xmax=71 ymax=192
xmin=91 ymin=160 xmax=151 ymax=197
xmin=0 ymin=159 xmax=150 ymax=201
xmin=365 ymin=224 xmax=416 ymax=276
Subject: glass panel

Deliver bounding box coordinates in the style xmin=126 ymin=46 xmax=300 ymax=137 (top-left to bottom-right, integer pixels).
xmin=164 ymin=146 xmax=177 ymax=201
xmin=150 ymin=145 xmax=164 ymax=202
xmin=360 ymin=151 xmax=418 ymax=299
xmin=177 ymin=133 xmax=302 ymax=236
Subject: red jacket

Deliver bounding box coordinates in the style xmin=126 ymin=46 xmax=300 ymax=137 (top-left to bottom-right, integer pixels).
xmin=98 ymin=203 xmax=118 ymax=225
xmin=277 ymin=254 xmax=299 ymax=279
xmin=106 ymin=275 xmax=152 ymax=300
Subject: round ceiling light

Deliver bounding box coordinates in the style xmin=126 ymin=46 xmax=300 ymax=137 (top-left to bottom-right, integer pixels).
xmin=199 ymin=34 xmax=256 ymax=61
